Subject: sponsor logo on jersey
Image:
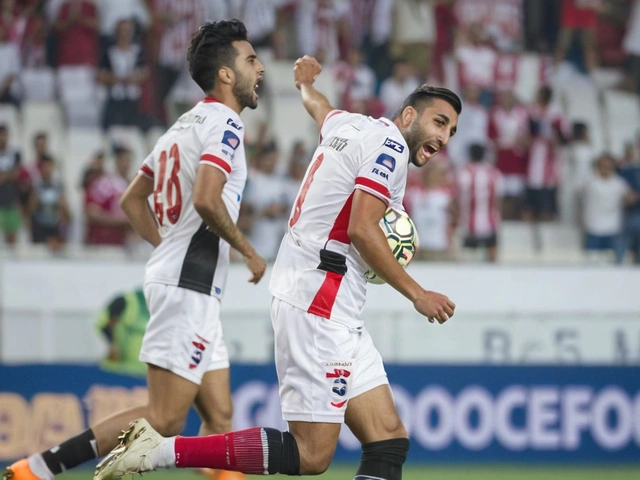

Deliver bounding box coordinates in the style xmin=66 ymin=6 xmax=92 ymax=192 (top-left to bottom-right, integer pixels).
xmin=384 ymin=137 xmax=405 ymax=153
xmin=375 ymin=153 xmax=396 ymax=172
xmin=371 ymin=167 xmax=389 ymax=180
xmin=323 ymin=136 xmax=348 ymax=152
xmin=226 ymin=118 xmax=243 ymax=130
xmin=222 ymin=130 xmax=240 ymax=150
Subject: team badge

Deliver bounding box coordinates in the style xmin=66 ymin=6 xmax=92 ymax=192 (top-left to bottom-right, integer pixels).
xmin=222 ymin=130 xmax=240 ymax=150
xmin=375 ymin=153 xmax=396 ymax=172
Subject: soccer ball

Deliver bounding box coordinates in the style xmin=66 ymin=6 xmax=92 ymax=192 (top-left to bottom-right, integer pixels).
xmin=364 ymin=208 xmax=419 ymax=285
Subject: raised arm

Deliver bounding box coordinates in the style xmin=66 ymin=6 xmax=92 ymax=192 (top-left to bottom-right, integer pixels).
xmin=293 ymin=56 xmax=336 ymax=128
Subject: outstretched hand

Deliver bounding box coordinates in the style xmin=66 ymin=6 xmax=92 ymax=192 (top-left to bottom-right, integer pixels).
xmin=293 ymin=56 xmax=322 ymax=90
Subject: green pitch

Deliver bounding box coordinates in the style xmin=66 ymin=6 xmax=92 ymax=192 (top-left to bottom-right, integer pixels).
xmin=57 ymin=465 xmax=640 ymax=480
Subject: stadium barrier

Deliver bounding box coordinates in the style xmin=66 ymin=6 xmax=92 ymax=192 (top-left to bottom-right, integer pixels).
xmin=2 ymin=364 xmax=638 ymax=463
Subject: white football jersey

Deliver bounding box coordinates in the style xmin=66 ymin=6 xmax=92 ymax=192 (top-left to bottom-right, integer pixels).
xmin=140 ymin=97 xmax=247 ymax=299
xmin=269 ymin=110 xmax=409 ymax=326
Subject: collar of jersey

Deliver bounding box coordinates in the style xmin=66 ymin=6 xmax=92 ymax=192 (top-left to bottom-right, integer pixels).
xmin=203 ymin=96 xmax=220 ymax=103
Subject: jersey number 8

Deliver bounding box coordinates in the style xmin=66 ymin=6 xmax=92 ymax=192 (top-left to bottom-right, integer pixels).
xmin=153 ymin=143 xmax=182 ymax=226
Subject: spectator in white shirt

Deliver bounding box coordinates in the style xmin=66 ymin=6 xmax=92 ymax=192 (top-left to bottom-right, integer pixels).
xmin=379 ymin=59 xmax=420 ymax=118
xmin=0 ymin=22 xmax=20 ymax=105
xmin=244 ymin=141 xmax=289 ymax=261
xmin=583 ymin=153 xmax=638 ymax=262
xmin=446 ymin=85 xmax=489 ymax=167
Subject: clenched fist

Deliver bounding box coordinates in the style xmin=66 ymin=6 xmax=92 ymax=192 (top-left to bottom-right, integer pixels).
xmin=293 ymin=55 xmax=322 ymax=90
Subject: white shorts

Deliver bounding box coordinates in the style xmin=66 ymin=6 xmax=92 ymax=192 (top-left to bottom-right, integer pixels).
xmin=502 ymin=174 xmax=526 ymax=196
xmin=271 ymin=297 xmax=388 ymax=423
xmin=140 ymin=283 xmax=229 ymax=385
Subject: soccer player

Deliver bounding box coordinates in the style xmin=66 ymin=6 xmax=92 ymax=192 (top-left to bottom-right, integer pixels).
xmin=3 ymin=19 xmax=266 ymax=480
xmin=92 ymin=56 xmax=459 ymax=480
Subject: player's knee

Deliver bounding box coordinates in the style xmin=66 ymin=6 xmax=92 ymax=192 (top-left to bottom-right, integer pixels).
xmin=148 ymin=414 xmax=186 ymax=437
xmin=204 ymin=406 xmax=233 ymax=434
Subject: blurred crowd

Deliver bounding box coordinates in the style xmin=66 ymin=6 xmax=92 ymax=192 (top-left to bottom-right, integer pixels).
xmin=1 ymin=0 xmax=640 ymax=265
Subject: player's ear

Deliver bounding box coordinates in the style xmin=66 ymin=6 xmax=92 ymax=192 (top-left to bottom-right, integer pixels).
xmin=218 ymin=66 xmax=234 ymax=86
xmin=401 ymin=106 xmax=417 ymax=128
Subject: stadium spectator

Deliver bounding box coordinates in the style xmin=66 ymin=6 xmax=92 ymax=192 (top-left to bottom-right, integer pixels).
xmin=488 ymin=89 xmax=529 ymax=220
xmin=454 ymin=0 xmax=524 ymax=52
xmin=283 ymin=139 xmax=308 ymax=209
xmin=379 ymin=59 xmax=420 ymax=118
xmin=80 ymin=150 xmax=106 ymax=191
xmin=457 ymin=144 xmax=503 ymax=263
xmin=624 ymin=0 xmax=640 ymax=94
xmin=0 ymin=123 xmax=21 ymax=246
xmin=54 ymin=0 xmax=99 ymax=67
xmin=617 ymin=146 xmax=640 ymax=264
xmin=446 ymin=85 xmax=489 ymax=166
xmin=150 ymin=0 xmax=206 ymax=121
xmin=0 ymin=20 xmax=20 ymax=105
xmin=390 ymin=0 xmax=436 ymax=79
xmin=27 ymin=155 xmax=69 ymax=250
xmin=454 ymin=22 xmax=498 ymax=108
xmin=84 ymin=146 xmax=131 ymax=246
xmin=0 ymin=0 xmax=27 ymax=46
xmin=525 ymin=85 xmax=570 ymax=239
xmin=98 ymin=19 xmax=147 ymax=131
xmin=243 ymin=141 xmax=288 ymax=261
xmin=405 ymin=158 xmax=457 ymax=261
xmin=96 ymin=0 xmax=150 ymax=49
xmin=554 ymin=0 xmax=602 ymax=73
xmin=333 ymin=46 xmax=378 ymax=115
xmin=583 ymin=153 xmax=637 ymax=262
xmin=294 ymin=0 xmax=350 ymax=63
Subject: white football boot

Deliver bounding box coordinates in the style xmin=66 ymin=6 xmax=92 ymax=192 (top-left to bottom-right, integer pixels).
xmin=94 ymin=419 xmax=162 ymax=480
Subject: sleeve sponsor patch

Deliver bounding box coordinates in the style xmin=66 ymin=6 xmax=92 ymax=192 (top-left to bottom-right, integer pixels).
xmin=226 ymin=118 xmax=243 ymax=130
xmin=375 ymin=153 xmax=396 ymax=172
xmin=222 ymin=130 xmax=240 ymax=150
xmin=383 ymin=137 xmax=405 ymax=153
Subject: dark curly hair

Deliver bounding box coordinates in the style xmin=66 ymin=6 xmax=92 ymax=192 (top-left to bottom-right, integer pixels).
xmin=187 ymin=19 xmax=248 ymax=93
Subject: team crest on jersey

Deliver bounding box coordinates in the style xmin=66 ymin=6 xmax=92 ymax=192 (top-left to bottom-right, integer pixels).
xmin=375 ymin=153 xmax=396 ymax=172
xmin=226 ymin=118 xmax=243 ymax=130
xmin=222 ymin=130 xmax=240 ymax=150
xmin=383 ymin=137 xmax=405 ymax=153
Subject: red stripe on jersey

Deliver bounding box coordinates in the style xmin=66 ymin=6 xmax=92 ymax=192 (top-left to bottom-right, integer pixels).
xmin=140 ymin=165 xmax=154 ymax=178
xmin=203 ymin=96 xmax=220 ymax=103
xmin=201 ymin=154 xmax=231 ymax=174
xmin=328 ymin=192 xmax=354 ymax=244
xmin=355 ymin=176 xmax=391 ymax=199
xmin=307 ymin=271 xmax=345 ymax=319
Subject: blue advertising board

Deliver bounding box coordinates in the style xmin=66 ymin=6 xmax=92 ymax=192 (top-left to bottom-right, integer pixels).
xmin=2 ymin=364 xmax=639 ymax=463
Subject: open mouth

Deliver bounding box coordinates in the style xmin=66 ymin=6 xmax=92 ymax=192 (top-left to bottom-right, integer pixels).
xmin=422 ymin=143 xmax=439 ymax=159
xmin=254 ymin=80 xmax=261 ymax=98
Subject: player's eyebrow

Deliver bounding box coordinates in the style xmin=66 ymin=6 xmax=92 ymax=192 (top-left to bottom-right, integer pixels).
xmin=246 ymin=54 xmax=257 ymax=62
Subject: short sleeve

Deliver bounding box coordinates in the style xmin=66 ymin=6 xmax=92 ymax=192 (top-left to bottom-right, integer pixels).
xmin=199 ymin=117 xmax=244 ymax=178
xmin=319 ymin=110 xmax=346 ymax=143
xmin=354 ymin=134 xmax=408 ymax=206
xmin=139 ymin=153 xmax=154 ymax=179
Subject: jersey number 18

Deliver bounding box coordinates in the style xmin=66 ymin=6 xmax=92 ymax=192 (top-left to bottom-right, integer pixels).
xmin=153 ymin=143 xmax=182 ymax=226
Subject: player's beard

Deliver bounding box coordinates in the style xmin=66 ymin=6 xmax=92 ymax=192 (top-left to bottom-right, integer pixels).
xmin=404 ymin=118 xmax=428 ymax=167
xmin=232 ymin=69 xmax=258 ymax=111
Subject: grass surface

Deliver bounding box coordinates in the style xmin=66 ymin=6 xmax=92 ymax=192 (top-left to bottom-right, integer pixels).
xmin=57 ymin=465 xmax=640 ymax=480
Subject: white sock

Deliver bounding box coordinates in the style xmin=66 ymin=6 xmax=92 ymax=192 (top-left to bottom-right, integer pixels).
xmin=148 ymin=437 xmax=176 ymax=469
xmin=27 ymin=454 xmax=55 ymax=480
